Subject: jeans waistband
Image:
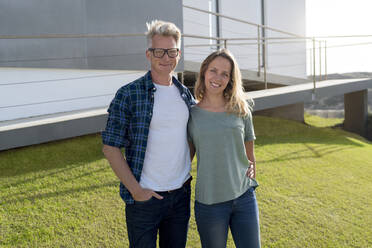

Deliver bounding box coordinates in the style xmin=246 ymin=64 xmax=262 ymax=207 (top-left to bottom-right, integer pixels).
xmin=156 ymin=176 xmax=192 ymax=194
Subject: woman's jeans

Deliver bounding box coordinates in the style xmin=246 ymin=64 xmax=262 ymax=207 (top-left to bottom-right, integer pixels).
xmin=195 ymin=187 xmax=260 ymax=248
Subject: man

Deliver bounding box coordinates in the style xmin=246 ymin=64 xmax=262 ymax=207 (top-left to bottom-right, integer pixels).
xmin=102 ymin=20 xmax=195 ymax=248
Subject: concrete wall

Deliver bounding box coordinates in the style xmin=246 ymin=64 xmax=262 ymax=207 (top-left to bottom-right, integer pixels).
xmin=255 ymin=102 xmax=305 ymax=122
xmin=344 ymin=90 xmax=368 ymax=137
xmin=0 ymin=0 xmax=183 ymax=71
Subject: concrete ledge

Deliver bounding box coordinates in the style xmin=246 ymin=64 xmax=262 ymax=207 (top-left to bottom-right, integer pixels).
xmin=247 ymin=78 xmax=372 ymax=111
xmin=1 ymin=78 xmax=371 ymax=151
xmin=0 ymin=108 xmax=107 ymax=151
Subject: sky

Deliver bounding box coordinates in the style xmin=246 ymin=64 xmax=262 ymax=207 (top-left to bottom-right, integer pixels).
xmin=306 ymin=0 xmax=372 ymax=74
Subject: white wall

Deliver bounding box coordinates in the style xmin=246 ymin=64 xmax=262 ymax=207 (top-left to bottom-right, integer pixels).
xmin=219 ymin=0 xmax=261 ymax=71
xmin=183 ymin=0 xmax=215 ymax=64
xmin=0 ymin=68 xmax=144 ymax=122
xmin=265 ymin=0 xmax=307 ymax=78
xmin=183 ymin=0 xmax=262 ymax=69
xmin=182 ymin=0 xmax=307 ymax=79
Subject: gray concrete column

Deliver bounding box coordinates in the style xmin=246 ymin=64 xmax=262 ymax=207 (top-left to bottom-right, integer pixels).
xmin=344 ymin=90 xmax=368 ymax=137
xmin=254 ymin=102 xmax=304 ymax=122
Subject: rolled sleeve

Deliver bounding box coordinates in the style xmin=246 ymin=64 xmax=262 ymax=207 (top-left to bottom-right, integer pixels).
xmin=244 ymin=110 xmax=256 ymax=142
xmin=102 ymin=90 xmax=131 ymax=148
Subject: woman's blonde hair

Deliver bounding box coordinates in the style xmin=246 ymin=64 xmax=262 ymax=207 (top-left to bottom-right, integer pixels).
xmin=194 ymin=49 xmax=253 ymax=116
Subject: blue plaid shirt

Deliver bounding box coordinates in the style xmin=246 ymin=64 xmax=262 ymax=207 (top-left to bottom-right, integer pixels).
xmin=102 ymin=71 xmax=195 ymax=204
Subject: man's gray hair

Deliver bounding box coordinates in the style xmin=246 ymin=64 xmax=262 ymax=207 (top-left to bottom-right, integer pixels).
xmin=146 ymin=20 xmax=181 ymax=48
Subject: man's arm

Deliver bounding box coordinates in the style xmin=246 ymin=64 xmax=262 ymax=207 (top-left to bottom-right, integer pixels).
xmin=102 ymin=145 xmax=163 ymax=201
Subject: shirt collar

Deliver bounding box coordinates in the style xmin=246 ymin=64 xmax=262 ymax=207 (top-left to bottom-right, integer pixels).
xmin=144 ymin=71 xmax=184 ymax=92
xmin=144 ymin=71 xmax=155 ymax=91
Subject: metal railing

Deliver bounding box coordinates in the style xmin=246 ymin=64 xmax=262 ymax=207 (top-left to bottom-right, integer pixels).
xmin=0 ymin=6 xmax=323 ymax=92
xmin=1 ymin=5 xmax=372 ymax=94
xmin=182 ymin=4 xmax=322 ymax=92
xmin=183 ymin=4 xmax=372 ymax=92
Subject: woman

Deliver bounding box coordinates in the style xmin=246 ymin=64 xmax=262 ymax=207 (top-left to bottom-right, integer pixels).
xmin=188 ymin=49 xmax=260 ymax=248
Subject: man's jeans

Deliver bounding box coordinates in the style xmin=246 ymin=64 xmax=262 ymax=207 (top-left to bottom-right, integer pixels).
xmin=195 ymin=187 xmax=260 ymax=248
xmin=125 ymin=183 xmax=191 ymax=248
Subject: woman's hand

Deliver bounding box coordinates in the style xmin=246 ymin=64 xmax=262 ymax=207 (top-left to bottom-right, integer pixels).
xmin=246 ymin=160 xmax=256 ymax=179
xmin=244 ymin=141 xmax=256 ymax=179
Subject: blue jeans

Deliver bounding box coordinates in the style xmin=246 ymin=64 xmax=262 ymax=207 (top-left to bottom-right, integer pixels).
xmin=125 ymin=183 xmax=191 ymax=248
xmin=195 ymin=187 xmax=260 ymax=248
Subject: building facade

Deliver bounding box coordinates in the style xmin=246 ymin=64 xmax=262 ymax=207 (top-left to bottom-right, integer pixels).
xmin=0 ymin=0 xmax=306 ymax=122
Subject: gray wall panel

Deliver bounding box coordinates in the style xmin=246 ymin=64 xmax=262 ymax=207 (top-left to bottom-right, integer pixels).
xmin=0 ymin=0 xmax=86 ymax=35
xmin=84 ymin=0 xmax=183 ymax=70
xmin=0 ymin=38 xmax=87 ymax=68
xmin=0 ymin=0 xmax=183 ymax=70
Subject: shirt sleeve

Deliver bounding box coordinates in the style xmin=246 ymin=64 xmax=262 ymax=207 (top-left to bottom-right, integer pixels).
xmin=101 ymin=88 xmax=131 ymax=148
xmin=244 ymin=110 xmax=256 ymax=142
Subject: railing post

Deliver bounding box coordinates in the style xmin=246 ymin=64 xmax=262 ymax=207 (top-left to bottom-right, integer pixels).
xmin=257 ymin=26 xmax=261 ymax=77
xmin=324 ymin=40 xmax=328 ymax=80
xmin=319 ymin=40 xmax=322 ymax=81
xmin=309 ymin=46 xmax=312 ymax=80
xmin=224 ymin=39 xmax=227 ymax=49
xmin=312 ymin=38 xmax=316 ymax=97
xmin=263 ymin=37 xmax=267 ymax=89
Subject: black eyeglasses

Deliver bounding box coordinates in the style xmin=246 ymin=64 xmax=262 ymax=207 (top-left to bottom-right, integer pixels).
xmin=148 ymin=48 xmax=179 ymax=58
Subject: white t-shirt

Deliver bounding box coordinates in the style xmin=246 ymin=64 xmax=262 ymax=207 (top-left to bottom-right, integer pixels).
xmin=139 ymin=83 xmax=191 ymax=191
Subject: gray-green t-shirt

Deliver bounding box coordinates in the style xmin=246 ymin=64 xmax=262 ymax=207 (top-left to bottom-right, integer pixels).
xmin=188 ymin=105 xmax=258 ymax=205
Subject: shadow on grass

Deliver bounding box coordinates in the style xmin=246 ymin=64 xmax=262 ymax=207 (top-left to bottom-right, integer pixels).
xmin=0 ymin=133 xmax=104 ymax=177
xmin=254 ymin=116 xmax=370 ymax=148
xmin=258 ymin=143 xmax=350 ymax=164
xmin=253 ymin=116 xmax=371 ymax=164
xmin=1 ymin=165 xmax=109 ymax=198
xmin=1 ymin=180 xmax=118 ymax=206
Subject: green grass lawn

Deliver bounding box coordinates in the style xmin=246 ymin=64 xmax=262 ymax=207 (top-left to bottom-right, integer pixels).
xmin=1 ymin=115 xmax=371 ymax=247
